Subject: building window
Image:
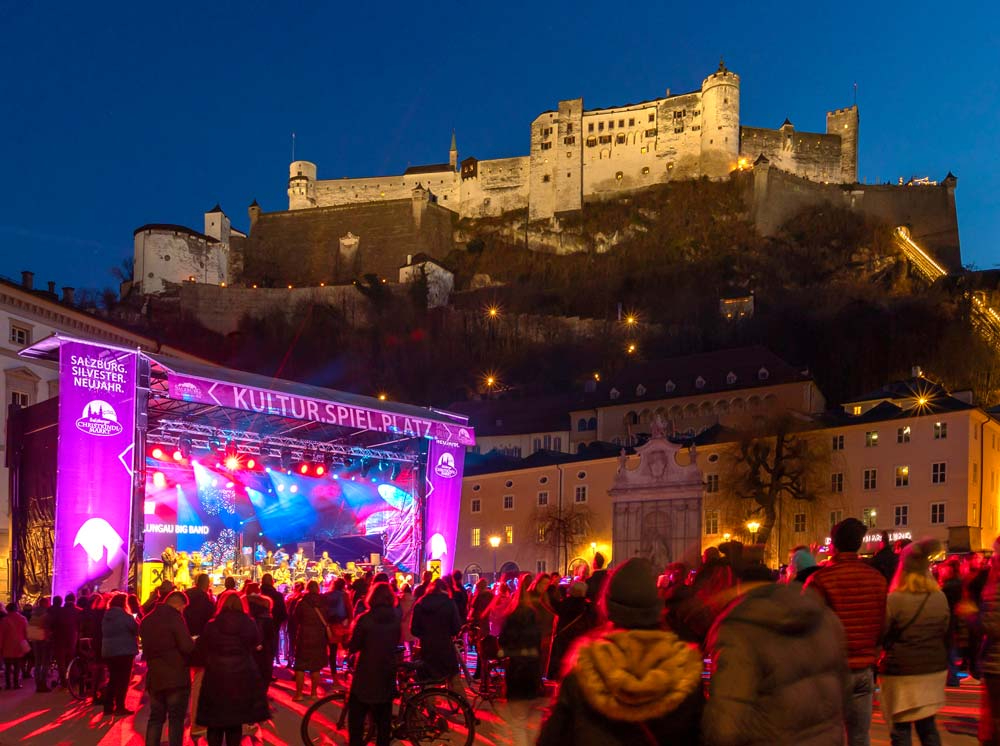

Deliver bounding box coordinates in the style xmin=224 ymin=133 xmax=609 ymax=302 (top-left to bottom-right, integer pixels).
xmin=588 ymin=123 xmax=594 ymax=133
xmin=705 ymin=510 xmax=719 ymax=535
xmin=536 ymin=560 xmax=547 ymax=574
xmin=831 ymin=472 xmax=844 ymax=493
xmin=599 ymin=135 xmax=612 ymax=144
xmin=629 ymin=117 xmax=635 ymax=126
xmin=553 ymin=437 xmax=562 ymax=451
xmin=830 ymin=510 xmax=844 ymax=529
xmin=793 ymin=513 xmax=806 ymax=533
xmin=566 ymin=123 xmax=573 ymax=133
xmin=537 ymin=491 xmax=549 ymax=507
xmin=832 ymin=434 xmax=844 ymax=451
xmin=894 ymin=505 xmax=909 ymax=527
xmin=542 ymin=174 xmax=550 ymax=182
xmin=674 ymin=126 xmax=684 ymax=134
xmin=863 ymin=507 xmax=878 ymax=528
xmin=897 ymin=426 xmax=911 ymax=444
xmin=645 ymin=128 xmax=658 ymax=137
xmin=471 ymin=528 xmax=481 ymax=547
xmin=574 ymin=485 xmax=588 ymax=503
xmin=706 ymin=474 xmax=720 ymax=493
xmin=563 ymin=136 xmax=576 ymax=145
xmin=865 ymin=431 xmax=879 ymax=448
xmin=931 ymin=502 xmax=946 ymax=525
xmin=895 ymin=465 xmax=910 ymax=487
xmin=533 ymin=438 xmax=542 ymax=452
xmin=616 ymin=133 xmax=626 ymax=144
xmin=863 ymin=468 xmax=877 ymax=490
xmin=932 ymin=462 xmax=947 ymax=484
xmin=504 ymin=525 xmax=513 ymax=543
xmin=641 ymin=166 xmax=650 ymax=175
xmin=540 ymin=142 xmax=552 ymax=151
xmin=648 ymin=113 xmax=655 ymax=122
xmin=536 ymin=523 xmax=546 ymax=543
xmin=471 ymin=498 xmax=481 ymax=514
xmin=586 ymin=137 xmax=597 ymax=147
xmin=503 ymin=495 xmax=514 ymax=511
xmin=934 ymin=421 xmax=948 ymax=440
xmin=615 ymin=171 xmax=623 ymax=180
xmin=9 ymin=324 xmax=31 ymax=346
xmin=10 ymin=390 xmax=30 ymax=407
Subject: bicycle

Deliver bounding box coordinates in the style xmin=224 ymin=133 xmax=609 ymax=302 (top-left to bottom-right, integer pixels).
xmin=301 ymin=660 xmax=475 ymax=746
xmin=454 ymin=625 xmax=476 ymax=689
xmin=67 ymin=637 xmax=105 ymax=702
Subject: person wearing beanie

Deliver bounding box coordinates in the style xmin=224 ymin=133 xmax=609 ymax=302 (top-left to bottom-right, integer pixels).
xmin=878 ymin=539 xmax=949 ymax=745
xmin=547 ymin=581 xmax=596 ymax=680
xmin=537 ymin=558 xmax=703 ymax=746
xmin=787 ymin=547 xmax=820 ymax=584
xmin=702 ymin=568 xmax=849 ymax=746
xmin=805 ymin=517 xmax=887 ymax=746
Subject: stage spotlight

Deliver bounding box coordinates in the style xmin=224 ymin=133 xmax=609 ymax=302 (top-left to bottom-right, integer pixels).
xmin=225 ymin=454 xmax=241 ymax=471
xmin=390 ymin=462 xmax=402 ymax=480
xmin=299 ymin=463 xmax=310 ymax=475
xmin=315 ymin=464 xmax=326 ymax=476
xmin=360 ymin=460 xmax=372 ymax=477
xmin=172 ymin=449 xmax=183 ymax=461
xmin=151 ymin=447 xmax=165 ymax=460
xmin=246 ymin=458 xmax=256 ymax=469
xmin=280 ymin=451 xmax=292 ymax=471
xmin=378 ymin=460 xmax=388 ymax=473
xmin=152 ymin=471 xmax=166 ymax=489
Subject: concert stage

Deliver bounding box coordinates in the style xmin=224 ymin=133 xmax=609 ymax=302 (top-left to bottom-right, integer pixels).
xmin=8 ymin=335 xmax=475 ymax=599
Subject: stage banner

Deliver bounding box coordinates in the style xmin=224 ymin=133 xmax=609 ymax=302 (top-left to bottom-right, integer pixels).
xmin=167 ymin=372 xmax=476 ymax=447
xmin=424 ymin=439 xmax=466 ymax=575
xmin=54 ymin=341 xmax=138 ymax=597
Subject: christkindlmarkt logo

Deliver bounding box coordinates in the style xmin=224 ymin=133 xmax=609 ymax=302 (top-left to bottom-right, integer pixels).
xmin=174 ymin=381 xmax=203 ymax=400
xmin=76 ymin=400 xmax=124 ymax=437
xmin=434 ymin=452 xmax=458 ymax=479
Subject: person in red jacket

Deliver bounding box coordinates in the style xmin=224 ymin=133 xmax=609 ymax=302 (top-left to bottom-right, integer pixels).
xmin=805 ymin=517 xmax=887 ymax=746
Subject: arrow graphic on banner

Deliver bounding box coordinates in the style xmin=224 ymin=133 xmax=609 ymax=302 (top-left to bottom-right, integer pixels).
xmin=118 ymin=443 xmax=134 ymax=478
xmin=207 ymin=382 xmax=223 ymax=406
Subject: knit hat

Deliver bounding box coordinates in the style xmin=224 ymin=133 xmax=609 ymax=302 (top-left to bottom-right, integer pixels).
xmin=831 ymin=517 xmax=867 ymax=552
xmin=900 ymin=538 xmax=941 ymax=577
xmin=790 ymin=549 xmax=817 ymax=574
xmin=604 ymin=558 xmax=661 ymax=629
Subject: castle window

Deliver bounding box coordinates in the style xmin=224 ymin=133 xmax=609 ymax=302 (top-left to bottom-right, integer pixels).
xmin=640 ymin=146 xmax=648 ymax=154
xmin=542 ymin=127 xmax=553 ymax=137
xmin=674 ymin=126 xmax=684 ymax=134
xmin=693 ymin=110 xmax=700 ymax=117
xmin=616 ymin=134 xmax=626 ymax=144
xmin=567 ymin=123 xmax=574 ymax=133
xmin=599 ymin=135 xmax=612 ymax=144
xmin=642 ymin=166 xmax=650 ymax=175
xmin=646 ymin=129 xmax=657 ymax=138
xmin=608 ymin=121 xmax=614 ymax=130
xmin=598 ymin=122 xmax=604 ymax=132
xmin=542 ymin=175 xmax=550 ymax=182
xmin=629 ymin=118 xmax=635 ymax=126
xmin=619 ymin=119 xmax=625 ymax=127
xmin=615 ymin=171 xmax=623 ymax=180
xmin=586 ymin=137 xmax=597 ymax=147
xmin=540 ymin=142 xmax=552 ymax=150
xmin=692 ymin=125 xmax=701 ymax=131
xmin=649 ymin=113 xmax=655 ymax=122
xmin=563 ymin=136 xmax=576 ymax=145
xmin=588 ymin=123 xmax=594 ymax=133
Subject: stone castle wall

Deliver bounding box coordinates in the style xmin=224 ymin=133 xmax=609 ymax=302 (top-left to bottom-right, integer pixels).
xmin=134 ymin=226 xmax=228 ymax=294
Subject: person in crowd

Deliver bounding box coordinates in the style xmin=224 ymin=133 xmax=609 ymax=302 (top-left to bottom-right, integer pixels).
xmin=347 ymin=582 xmax=401 ymax=746
xmin=143 ymin=581 xmax=176 ymax=616
xmin=412 ymin=570 xmax=434 ymax=602
xmin=19 ymin=602 xmax=33 ymax=679
xmin=174 ymin=551 xmax=192 ymax=589
xmin=51 ymin=593 xmax=80 ymax=688
xmin=285 ymin=581 xmax=306 ymax=669
xmin=322 ymin=577 xmax=353 ymax=677
xmin=101 ymin=593 xmax=139 ymax=716
xmin=0 ymin=602 xmax=29 ymax=690
xmin=140 ymin=590 xmax=195 ymax=746
xmin=538 ymin=558 xmax=704 ymax=746
xmin=260 ymin=573 xmax=288 ymax=665
xmin=450 ymin=570 xmax=469 ymax=621
xmin=468 ymin=579 xmax=494 ymax=679
xmin=352 ymin=571 xmax=374 ymax=610
xmin=702 ymin=560 xmax=848 ymax=745
xmin=27 ymin=597 xmax=52 ymax=692
xmin=184 ymin=573 xmax=215 ymax=637
xmin=292 ymin=547 xmax=307 ymax=571
xmin=871 ymin=531 xmax=901 ymax=584
xmin=878 ymin=539 xmax=950 ymax=746
xmin=585 ymin=552 xmax=609 ymax=603
xmin=411 ymin=578 xmax=461 ymax=684
xmin=970 ymin=537 xmax=1000 ymax=744
xmin=488 ymin=582 xmax=515 ymax=639
xmin=547 ymin=581 xmax=595 ymax=680
xmin=805 ymin=517 xmax=888 ymax=746
xmin=938 ymin=559 xmax=964 ymax=688
xmin=293 ymin=580 xmax=330 ymax=701
xmin=787 ymin=546 xmax=822 ymax=584
xmin=245 ymin=583 xmax=276 ymax=685
xmin=223 ymin=575 xmax=238 ymax=592
xmin=194 ymin=591 xmax=269 ymax=746
xmin=78 ymin=593 xmax=107 ymax=704
xmin=499 ymin=578 xmax=543 ymax=745
xmin=127 ymin=593 xmax=143 ymax=617
xmin=674 ymin=550 xmax=737 ymax=644
xmin=399 ymin=584 xmax=417 ymax=656
xmin=526 ymin=573 xmax=557 ymax=678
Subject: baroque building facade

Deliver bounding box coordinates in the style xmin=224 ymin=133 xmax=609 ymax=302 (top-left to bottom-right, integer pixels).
xmin=287 ymin=61 xmax=858 ymax=221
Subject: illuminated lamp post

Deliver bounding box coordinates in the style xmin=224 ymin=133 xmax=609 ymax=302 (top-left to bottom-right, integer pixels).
xmin=746 ymin=520 xmax=761 ymax=545
xmin=489 ymin=535 xmax=501 ymax=583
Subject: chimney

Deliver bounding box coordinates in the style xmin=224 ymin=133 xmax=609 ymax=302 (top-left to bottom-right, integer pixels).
xmin=47 ymin=281 xmax=56 ymax=294
xmin=21 ymin=270 xmax=34 ymax=290
xmin=62 ymin=287 xmax=75 ymax=305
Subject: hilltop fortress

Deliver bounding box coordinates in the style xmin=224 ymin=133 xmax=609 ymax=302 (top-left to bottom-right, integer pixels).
xmin=287 ymin=61 xmax=858 ymax=221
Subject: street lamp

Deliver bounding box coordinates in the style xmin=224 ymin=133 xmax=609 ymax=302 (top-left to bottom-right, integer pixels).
xmin=590 ymin=541 xmax=597 ymax=554
xmin=746 ymin=520 xmax=761 ymax=544
xmin=489 ymin=535 xmax=501 ymax=583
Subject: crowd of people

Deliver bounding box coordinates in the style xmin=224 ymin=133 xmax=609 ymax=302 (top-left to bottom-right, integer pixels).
xmin=6 ymin=520 xmax=1000 ymax=745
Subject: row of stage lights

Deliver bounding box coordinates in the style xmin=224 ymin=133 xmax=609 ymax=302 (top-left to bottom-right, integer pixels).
xmin=148 ymin=444 xmax=403 ymax=480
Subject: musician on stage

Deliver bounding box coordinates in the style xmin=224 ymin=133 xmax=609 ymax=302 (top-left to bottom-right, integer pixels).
xmin=291 ymin=547 xmax=306 ymax=570
xmin=316 ymin=551 xmax=332 ymax=573
xmin=274 ymin=546 xmax=289 ymax=566
xmin=254 ymin=543 xmax=267 ymax=563
xmin=273 ymin=560 xmax=291 ymax=587
xmin=161 ymin=545 xmax=177 ymax=582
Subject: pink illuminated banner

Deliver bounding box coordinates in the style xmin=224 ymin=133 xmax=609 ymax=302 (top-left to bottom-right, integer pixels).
xmin=54 ymin=341 xmax=138 ymax=597
xmin=167 ymin=372 xmax=475 ymax=446
xmin=424 ymin=439 xmax=466 ymax=575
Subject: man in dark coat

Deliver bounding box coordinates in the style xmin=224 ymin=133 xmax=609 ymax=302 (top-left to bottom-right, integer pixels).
xmin=183 ymin=574 xmax=215 ymax=637
xmin=585 ymin=553 xmax=609 ymax=603
xmin=410 ymin=579 xmax=461 ymax=682
xmin=50 ymin=594 xmax=80 ymax=687
xmin=140 ymin=591 xmax=195 ymax=746
xmin=870 ymin=531 xmax=900 ymax=584
xmin=348 ymin=583 xmax=402 ymax=746
xmin=260 ymin=573 xmax=288 ymax=664
xmin=450 ymin=570 xmax=469 ymax=620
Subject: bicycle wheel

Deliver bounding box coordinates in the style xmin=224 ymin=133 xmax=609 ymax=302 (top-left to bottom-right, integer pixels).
xmin=403 ymin=688 xmax=475 ymax=746
xmin=300 ymin=692 xmax=349 ymax=746
xmin=66 ymin=657 xmax=90 ymax=701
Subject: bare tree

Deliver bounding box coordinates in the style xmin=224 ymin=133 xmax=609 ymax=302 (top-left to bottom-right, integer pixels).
xmin=535 ymin=502 xmax=593 ymax=575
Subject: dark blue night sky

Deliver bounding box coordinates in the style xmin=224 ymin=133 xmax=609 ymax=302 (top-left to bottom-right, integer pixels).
xmin=1 ymin=1 xmax=996 ymax=292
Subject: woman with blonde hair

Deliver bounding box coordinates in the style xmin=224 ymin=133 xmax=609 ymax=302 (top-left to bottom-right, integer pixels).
xmin=878 ymin=538 xmax=949 ymax=745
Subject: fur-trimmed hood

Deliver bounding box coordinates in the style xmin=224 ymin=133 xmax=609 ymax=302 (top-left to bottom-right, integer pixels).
xmin=569 ymin=628 xmax=702 ymax=722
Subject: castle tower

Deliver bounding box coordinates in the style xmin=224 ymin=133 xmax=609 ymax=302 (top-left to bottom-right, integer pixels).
xmin=449 ymin=131 xmax=457 ymax=170
xmin=554 ymin=98 xmax=584 ymax=215
xmin=288 ymin=160 xmax=318 ymax=210
xmin=204 ymin=204 xmax=231 ymax=244
xmin=248 ymin=199 xmax=261 ymax=228
xmin=826 ymin=105 xmax=859 ymax=183
xmin=699 ymin=59 xmax=741 ymax=178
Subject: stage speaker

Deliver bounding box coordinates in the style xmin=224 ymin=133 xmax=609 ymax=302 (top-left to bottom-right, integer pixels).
xmin=299 ymin=541 xmax=315 ymax=559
